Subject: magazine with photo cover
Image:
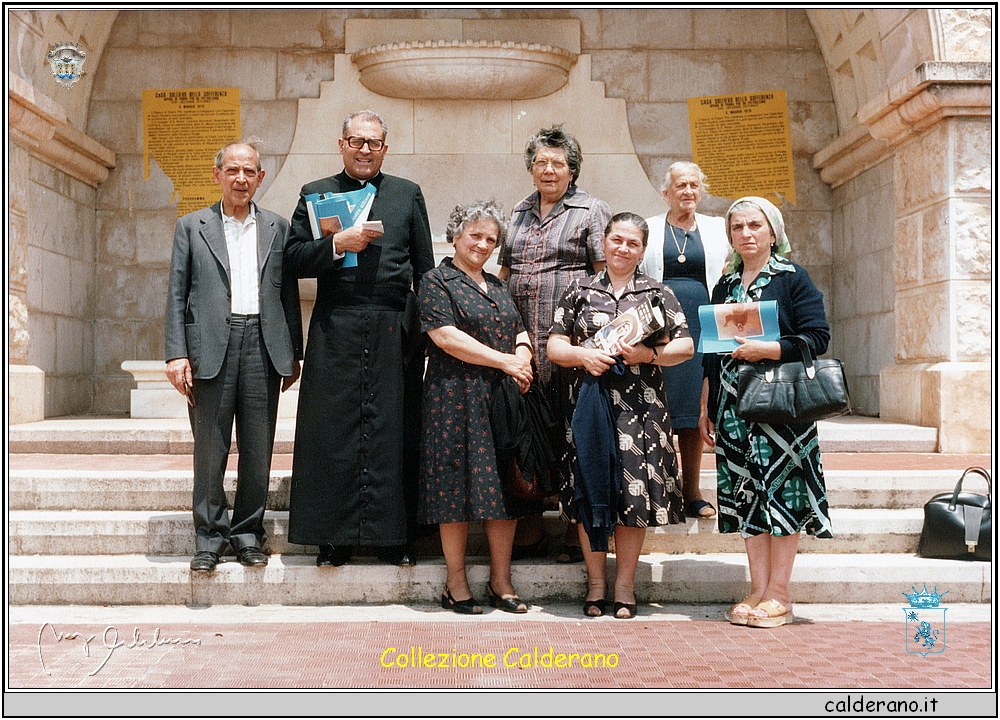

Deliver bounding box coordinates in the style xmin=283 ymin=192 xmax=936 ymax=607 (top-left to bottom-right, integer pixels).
xmin=582 ymin=296 xmax=665 ymax=354
xmin=697 ymin=300 xmax=779 ymax=353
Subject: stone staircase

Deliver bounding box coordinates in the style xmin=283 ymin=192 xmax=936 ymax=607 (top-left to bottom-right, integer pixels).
xmin=8 ymin=416 xmax=992 ymax=607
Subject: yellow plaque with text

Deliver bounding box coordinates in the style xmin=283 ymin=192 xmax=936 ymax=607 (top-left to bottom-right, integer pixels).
xmin=143 ymin=88 xmax=240 ymax=217
xmin=688 ymin=90 xmax=795 ymax=206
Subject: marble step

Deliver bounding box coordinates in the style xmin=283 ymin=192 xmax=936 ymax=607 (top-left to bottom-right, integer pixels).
xmin=8 ymin=467 xmax=975 ymax=512
xmin=6 ymin=507 xmax=930 ymax=557
xmin=8 ymin=553 xmax=989 ymax=606
xmin=7 ymin=415 xmax=940 ymax=454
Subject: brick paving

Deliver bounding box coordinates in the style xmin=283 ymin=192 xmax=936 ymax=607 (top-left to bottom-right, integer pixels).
xmin=9 ymin=616 xmax=991 ymax=689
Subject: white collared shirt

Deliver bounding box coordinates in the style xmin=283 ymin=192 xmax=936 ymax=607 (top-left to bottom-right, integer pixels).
xmin=221 ymin=201 xmax=260 ymax=315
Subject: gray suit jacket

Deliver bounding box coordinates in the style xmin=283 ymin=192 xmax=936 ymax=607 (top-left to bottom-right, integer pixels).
xmin=165 ymin=202 xmax=303 ymax=380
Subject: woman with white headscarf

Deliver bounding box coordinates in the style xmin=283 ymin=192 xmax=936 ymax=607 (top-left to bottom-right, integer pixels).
xmin=699 ymin=197 xmax=832 ymax=629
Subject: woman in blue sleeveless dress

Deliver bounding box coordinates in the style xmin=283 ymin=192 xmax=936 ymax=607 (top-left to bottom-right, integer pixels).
xmin=644 ymin=162 xmax=730 ymax=519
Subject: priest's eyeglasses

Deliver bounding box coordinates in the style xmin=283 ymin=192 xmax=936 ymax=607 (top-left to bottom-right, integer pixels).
xmin=345 ymin=136 xmax=385 ymax=151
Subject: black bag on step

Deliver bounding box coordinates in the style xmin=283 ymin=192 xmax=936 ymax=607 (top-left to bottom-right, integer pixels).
xmin=918 ymin=467 xmax=992 ymax=561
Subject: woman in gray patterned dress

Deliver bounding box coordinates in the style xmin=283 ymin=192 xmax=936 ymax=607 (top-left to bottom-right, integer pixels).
xmin=499 ymin=126 xmax=611 ymax=562
xmin=699 ymin=197 xmax=832 ymax=628
xmin=548 ymin=213 xmax=693 ymax=618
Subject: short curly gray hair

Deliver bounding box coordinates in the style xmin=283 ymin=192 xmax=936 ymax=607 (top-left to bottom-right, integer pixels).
xmin=445 ymin=199 xmax=507 ymax=246
xmin=523 ymin=126 xmax=582 ymax=187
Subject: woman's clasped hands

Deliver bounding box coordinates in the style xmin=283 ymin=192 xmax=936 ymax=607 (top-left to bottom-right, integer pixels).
xmin=502 ymin=353 xmax=533 ymax=393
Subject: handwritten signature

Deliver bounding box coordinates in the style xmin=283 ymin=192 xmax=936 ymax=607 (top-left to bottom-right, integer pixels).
xmin=38 ymin=623 xmax=202 ymax=676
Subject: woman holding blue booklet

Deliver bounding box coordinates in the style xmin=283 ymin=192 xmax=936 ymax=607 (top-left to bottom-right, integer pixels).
xmin=699 ymin=196 xmax=832 ymax=629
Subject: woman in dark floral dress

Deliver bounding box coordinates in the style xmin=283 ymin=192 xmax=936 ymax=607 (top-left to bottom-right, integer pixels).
xmin=548 ymin=213 xmax=693 ymax=619
xmin=418 ymin=200 xmax=536 ymax=615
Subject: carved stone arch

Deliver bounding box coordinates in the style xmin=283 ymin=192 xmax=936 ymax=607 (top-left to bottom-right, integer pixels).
xmin=805 ymin=8 xmax=888 ymax=132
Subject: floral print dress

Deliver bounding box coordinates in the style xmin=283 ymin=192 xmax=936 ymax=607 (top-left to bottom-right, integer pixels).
xmin=550 ymin=270 xmax=688 ymax=528
xmin=712 ymin=256 xmax=833 ymax=538
xmin=417 ymin=257 xmax=537 ymax=524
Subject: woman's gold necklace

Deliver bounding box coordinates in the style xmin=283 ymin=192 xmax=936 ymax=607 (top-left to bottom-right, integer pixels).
xmin=667 ymin=221 xmax=689 ymax=263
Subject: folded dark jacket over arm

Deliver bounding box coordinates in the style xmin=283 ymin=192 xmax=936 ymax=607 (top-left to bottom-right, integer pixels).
xmin=571 ymin=369 xmax=622 ymax=552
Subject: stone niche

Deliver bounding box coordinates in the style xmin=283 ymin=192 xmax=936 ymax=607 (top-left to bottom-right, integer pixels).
xmin=352 ymin=40 xmax=577 ymax=100
xmin=261 ymin=17 xmax=664 ymax=231
xmin=260 ymin=18 xmax=665 ymax=333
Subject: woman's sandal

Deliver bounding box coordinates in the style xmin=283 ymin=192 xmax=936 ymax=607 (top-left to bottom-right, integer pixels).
xmin=613 ymin=601 xmax=638 ymax=619
xmin=441 ymin=587 xmax=482 ymax=615
xmin=724 ymin=594 xmax=762 ymax=625
xmin=486 ymin=582 xmax=528 ymax=614
xmin=685 ymin=499 xmax=717 ymax=519
xmin=746 ymin=599 xmax=793 ymax=628
xmin=582 ymin=598 xmax=606 ymax=617
xmin=555 ymin=544 xmax=584 ymax=564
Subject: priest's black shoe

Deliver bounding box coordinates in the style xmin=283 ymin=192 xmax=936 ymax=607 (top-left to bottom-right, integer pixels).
xmin=237 ymin=546 xmax=268 ymax=567
xmin=376 ymin=543 xmax=418 ymax=566
xmin=190 ymin=551 xmax=220 ymax=572
xmin=316 ymin=544 xmax=352 ymax=567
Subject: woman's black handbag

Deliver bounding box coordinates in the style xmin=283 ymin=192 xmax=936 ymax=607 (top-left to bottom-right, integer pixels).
xmin=490 ymin=375 xmax=558 ymax=501
xmin=736 ymin=334 xmax=850 ymax=424
xmin=918 ymin=467 xmax=992 ymax=561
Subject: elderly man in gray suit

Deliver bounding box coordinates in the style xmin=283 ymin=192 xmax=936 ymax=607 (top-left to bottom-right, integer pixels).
xmin=165 ymin=139 xmax=302 ymax=572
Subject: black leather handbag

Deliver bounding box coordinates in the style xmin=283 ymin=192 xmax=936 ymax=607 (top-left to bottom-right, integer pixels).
xmin=736 ymin=335 xmax=850 ymax=424
xmin=918 ymin=467 xmax=992 ymax=561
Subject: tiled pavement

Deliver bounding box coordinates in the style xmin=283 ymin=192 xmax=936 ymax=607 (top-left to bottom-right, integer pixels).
xmin=8 ymin=605 xmax=992 ymax=690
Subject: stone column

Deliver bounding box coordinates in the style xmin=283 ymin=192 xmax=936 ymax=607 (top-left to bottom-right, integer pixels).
xmin=7 ymin=140 xmax=46 ymax=424
xmin=7 ymin=72 xmax=116 ymax=423
xmin=873 ymin=64 xmax=992 ymax=453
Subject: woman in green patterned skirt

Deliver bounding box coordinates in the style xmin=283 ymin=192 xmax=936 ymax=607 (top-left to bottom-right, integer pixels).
xmin=699 ymin=196 xmax=832 ymax=628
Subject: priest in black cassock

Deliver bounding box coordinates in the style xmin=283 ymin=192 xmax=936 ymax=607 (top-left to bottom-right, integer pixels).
xmin=285 ymin=110 xmax=435 ymax=567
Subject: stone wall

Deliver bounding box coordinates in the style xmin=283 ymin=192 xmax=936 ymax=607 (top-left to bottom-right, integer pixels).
xmin=831 ymin=160 xmax=896 ymax=414
xmin=23 ymin=153 xmax=100 ymax=417
xmin=86 ymin=7 xmax=836 ymax=415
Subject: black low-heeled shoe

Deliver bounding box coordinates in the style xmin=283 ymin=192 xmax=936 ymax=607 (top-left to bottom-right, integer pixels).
xmin=316 ymin=544 xmax=352 ymax=567
xmin=486 ymin=582 xmax=528 ymax=614
xmin=582 ymin=598 xmax=606 ymax=617
xmin=510 ymin=537 xmax=548 ymax=561
xmin=613 ymin=601 xmax=638 ymax=619
xmin=441 ymin=587 xmax=482 ymax=615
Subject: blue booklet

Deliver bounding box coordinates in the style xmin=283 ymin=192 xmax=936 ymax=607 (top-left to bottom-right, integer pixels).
xmin=697 ymin=300 xmax=779 ymax=353
xmin=304 ymin=184 xmax=377 ymax=269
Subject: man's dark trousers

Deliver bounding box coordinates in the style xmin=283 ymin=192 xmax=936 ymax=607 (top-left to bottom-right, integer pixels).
xmin=190 ymin=314 xmax=280 ymax=555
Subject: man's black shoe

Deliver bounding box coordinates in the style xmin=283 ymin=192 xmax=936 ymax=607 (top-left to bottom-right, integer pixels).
xmin=190 ymin=551 xmax=220 ymax=572
xmin=376 ymin=543 xmax=417 ymax=566
xmin=237 ymin=547 xmax=269 ymax=567
xmin=316 ymin=544 xmax=352 ymax=567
